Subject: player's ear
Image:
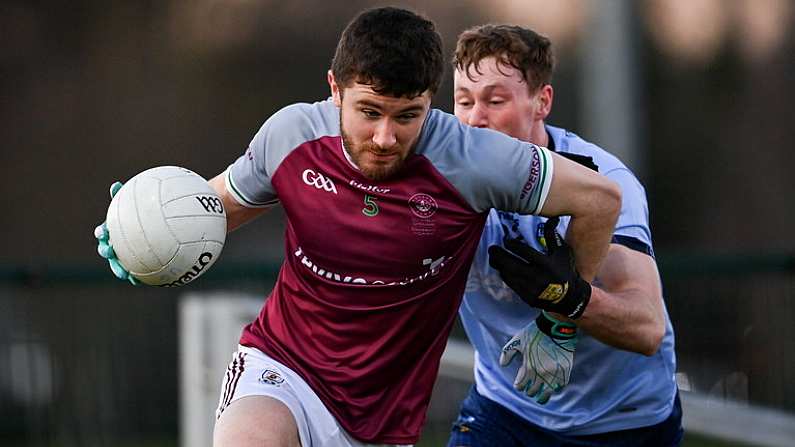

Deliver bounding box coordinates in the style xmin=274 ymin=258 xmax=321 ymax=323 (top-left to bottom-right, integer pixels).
xmin=328 ymin=70 xmax=342 ymax=107
xmin=535 ymin=84 xmax=553 ymax=120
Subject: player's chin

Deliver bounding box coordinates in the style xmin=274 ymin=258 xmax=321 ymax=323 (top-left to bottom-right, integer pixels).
xmin=360 ymin=160 xmax=403 ymax=181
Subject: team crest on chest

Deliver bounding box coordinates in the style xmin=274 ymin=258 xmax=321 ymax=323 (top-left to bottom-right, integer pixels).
xmin=408 ymin=193 xmax=437 ymax=236
xmin=408 ymin=193 xmax=437 ymax=218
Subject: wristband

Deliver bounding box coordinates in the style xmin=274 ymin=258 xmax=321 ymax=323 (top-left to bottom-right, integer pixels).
xmin=536 ymin=311 xmax=578 ymax=339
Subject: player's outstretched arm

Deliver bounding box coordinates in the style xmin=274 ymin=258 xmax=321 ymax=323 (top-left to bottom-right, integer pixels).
xmin=208 ymin=173 xmax=270 ymax=233
xmin=577 ymin=245 xmax=666 ymax=355
xmin=540 ymin=151 xmax=621 ymax=283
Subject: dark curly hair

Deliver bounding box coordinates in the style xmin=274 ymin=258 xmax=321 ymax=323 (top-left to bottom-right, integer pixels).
xmin=331 ymin=7 xmax=444 ymax=98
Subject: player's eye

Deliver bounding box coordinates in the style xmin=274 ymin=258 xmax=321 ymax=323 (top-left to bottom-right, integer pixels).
xmin=396 ymin=113 xmax=419 ymax=123
xmin=361 ymin=109 xmax=380 ymax=119
xmin=455 ymin=99 xmax=472 ymax=108
xmin=489 ymin=99 xmax=505 ymax=106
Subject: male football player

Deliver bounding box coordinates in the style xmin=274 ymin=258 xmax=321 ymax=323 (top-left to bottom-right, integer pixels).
xmin=448 ymin=24 xmax=682 ymax=446
xmin=95 ymin=9 xmax=620 ymax=447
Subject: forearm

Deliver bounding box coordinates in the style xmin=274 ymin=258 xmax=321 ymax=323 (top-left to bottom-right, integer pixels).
xmin=577 ymin=244 xmax=665 ymax=355
xmin=578 ymin=286 xmax=664 ymax=355
xmin=564 ymin=207 xmax=615 ymax=282
xmin=545 ymin=211 xmax=616 ymax=322
xmin=208 ymin=173 xmax=269 ymax=232
xmin=541 ymin=152 xmax=621 ymax=281
xmin=537 ymin=153 xmax=620 ymax=320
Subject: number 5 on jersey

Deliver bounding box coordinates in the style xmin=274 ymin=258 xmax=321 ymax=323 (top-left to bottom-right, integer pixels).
xmin=362 ymin=194 xmax=379 ymax=217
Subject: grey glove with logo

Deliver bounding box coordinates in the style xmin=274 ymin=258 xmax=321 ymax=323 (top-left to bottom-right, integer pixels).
xmin=500 ymin=311 xmax=578 ymax=404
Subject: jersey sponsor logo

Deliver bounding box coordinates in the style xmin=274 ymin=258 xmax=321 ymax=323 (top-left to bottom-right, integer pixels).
xmin=302 ymin=169 xmax=338 ymax=194
xmin=422 ymin=256 xmax=448 ymax=276
xmin=294 ymin=247 xmax=366 ymax=284
xmin=161 ymin=252 xmax=213 ymax=287
xmin=520 ymin=147 xmax=542 ymax=200
xmin=349 ymin=179 xmax=391 ymax=194
xmin=293 ymin=246 xmax=453 ymax=286
xmin=408 ymin=193 xmax=437 ymax=218
xmin=258 ymin=369 xmax=285 ymax=386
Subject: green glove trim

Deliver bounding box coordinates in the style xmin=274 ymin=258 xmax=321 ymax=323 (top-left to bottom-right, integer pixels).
xmin=109 ymin=181 xmax=123 ymax=198
xmin=536 ymin=311 xmax=578 ymax=340
xmin=94 ymin=210 xmax=138 ymax=286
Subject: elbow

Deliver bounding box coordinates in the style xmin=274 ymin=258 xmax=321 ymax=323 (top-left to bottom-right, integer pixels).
xmin=602 ymin=179 xmax=622 ymax=221
xmin=639 ymin=322 xmax=665 ymax=357
xmin=583 ymin=176 xmax=621 ymax=225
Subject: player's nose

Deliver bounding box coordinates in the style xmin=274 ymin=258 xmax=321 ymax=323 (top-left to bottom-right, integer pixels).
xmin=467 ymin=103 xmax=489 ymax=128
xmin=372 ymin=120 xmax=397 ymax=148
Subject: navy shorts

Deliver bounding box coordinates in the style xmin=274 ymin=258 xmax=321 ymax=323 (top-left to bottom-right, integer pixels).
xmin=446 ymin=386 xmax=683 ymax=447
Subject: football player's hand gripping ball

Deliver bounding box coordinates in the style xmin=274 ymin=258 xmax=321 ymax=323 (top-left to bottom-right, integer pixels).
xmin=500 ymin=311 xmax=578 ymax=404
xmin=94 ymin=182 xmax=138 ymax=285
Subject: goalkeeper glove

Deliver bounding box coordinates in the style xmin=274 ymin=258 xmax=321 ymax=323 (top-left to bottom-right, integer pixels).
xmin=500 ymin=311 xmax=578 ymax=404
xmin=94 ymin=181 xmax=138 ymax=285
xmin=488 ymin=217 xmax=591 ymax=319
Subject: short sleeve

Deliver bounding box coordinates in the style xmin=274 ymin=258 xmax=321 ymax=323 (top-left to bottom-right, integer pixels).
xmin=418 ymin=115 xmax=555 ymax=216
xmin=467 ymin=131 xmax=555 ymax=215
xmin=605 ymin=167 xmax=653 ymax=253
xmin=226 ymin=101 xmax=338 ymax=208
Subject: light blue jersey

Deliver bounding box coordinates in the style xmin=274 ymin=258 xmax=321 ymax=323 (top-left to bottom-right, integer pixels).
xmin=460 ymin=125 xmax=677 ymax=435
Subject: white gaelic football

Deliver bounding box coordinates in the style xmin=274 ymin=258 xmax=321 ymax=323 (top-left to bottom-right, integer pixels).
xmin=105 ymin=166 xmax=227 ymax=286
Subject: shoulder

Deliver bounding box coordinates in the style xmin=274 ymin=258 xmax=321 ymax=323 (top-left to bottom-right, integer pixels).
xmin=419 ymin=110 xmax=549 ymax=214
xmin=243 ymin=99 xmax=340 ymax=176
xmin=547 ymin=125 xmax=626 ymax=175
xmin=249 ymin=98 xmax=340 ymax=160
xmin=419 ymin=109 xmax=529 ymax=174
xmin=260 ymin=98 xmax=339 ymax=138
xmin=549 ymin=125 xmax=654 ymax=246
xmin=549 ymin=124 xmax=645 ymax=193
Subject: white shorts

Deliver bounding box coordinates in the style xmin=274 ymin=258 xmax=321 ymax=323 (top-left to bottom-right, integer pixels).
xmin=216 ymin=345 xmax=412 ymax=447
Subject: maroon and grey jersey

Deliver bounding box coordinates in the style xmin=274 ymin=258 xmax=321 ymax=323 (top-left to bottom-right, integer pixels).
xmin=226 ymin=98 xmax=553 ymax=444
